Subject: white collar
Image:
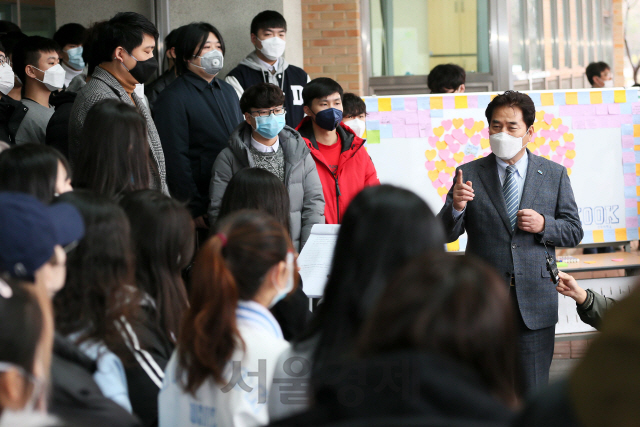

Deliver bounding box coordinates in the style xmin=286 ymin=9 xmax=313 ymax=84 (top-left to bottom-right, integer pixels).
xmin=496 ymin=149 xmax=528 ymax=178
xmin=236 ymin=300 xmax=283 ymax=339
xmin=251 ymin=135 xmax=279 ymax=152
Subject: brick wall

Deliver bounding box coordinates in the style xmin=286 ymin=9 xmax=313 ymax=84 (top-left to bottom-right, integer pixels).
xmin=301 ymin=0 xmax=363 ymax=95
xmin=613 ymin=0 xmax=625 ymax=86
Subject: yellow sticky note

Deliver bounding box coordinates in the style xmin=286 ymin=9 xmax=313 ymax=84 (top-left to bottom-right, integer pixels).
xmin=446 ymin=240 xmax=460 ymax=252
xmin=430 ymin=96 xmax=443 ymax=109
xmin=635 ymin=145 xmax=640 ymax=151
xmin=541 ymin=93 xmax=555 ymax=106
xmin=635 ymin=125 xmax=640 ymax=137
xmin=454 ymin=96 xmax=468 ymax=109
xmin=565 ymin=92 xmax=578 ymax=105
xmin=637 ymin=201 xmax=640 ymax=213
xmin=615 ymin=228 xmax=628 ymax=241
xmin=592 ymin=230 xmax=605 ymax=243
xmin=490 ymin=94 xmax=497 ymax=101
xmin=378 ymin=98 xmax=391 ymax=112
xmin=614 ymin=90 xmax=627 ymax=103
xmin=590 ymin=91 xmax=603 ymax=104
xmin=636 ymin=164 xmax=640 ymax=176
xmin=636 ymin=185 xmax=640 ymax=196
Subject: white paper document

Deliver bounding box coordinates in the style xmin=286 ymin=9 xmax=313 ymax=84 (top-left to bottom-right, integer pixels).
xmin=298 ymin=224 xmax=340 ymax=298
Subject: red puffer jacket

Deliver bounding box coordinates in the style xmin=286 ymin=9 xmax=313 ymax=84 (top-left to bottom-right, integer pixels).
xmin=296 ymin=117 xmax=380 ymax=224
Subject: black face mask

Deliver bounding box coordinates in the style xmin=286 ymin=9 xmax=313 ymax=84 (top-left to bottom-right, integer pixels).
xmin=122 ymin=50 xmax=158 ymax=84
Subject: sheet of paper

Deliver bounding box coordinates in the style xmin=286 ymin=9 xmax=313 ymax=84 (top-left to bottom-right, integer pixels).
xmin=298 ymin=224 xmax=340 ymax=298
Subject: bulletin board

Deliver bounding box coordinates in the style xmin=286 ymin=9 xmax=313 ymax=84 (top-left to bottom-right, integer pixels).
xmin=362 ymin=88 xmax=640 ymax=250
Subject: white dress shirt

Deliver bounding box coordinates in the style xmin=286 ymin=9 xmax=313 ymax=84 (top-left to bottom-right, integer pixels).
xmin=251 ymin=135 xmax=279 ymax=153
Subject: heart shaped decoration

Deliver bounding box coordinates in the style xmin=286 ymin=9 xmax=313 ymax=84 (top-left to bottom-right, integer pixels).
xmin=428 ymin=170 xmax=440 ymax=182
xmin=564 ymin=133 xmax=574 ymax=142
xmin=565 ymin=149 xmax=576 ymax=159
xmin=441 ymin=120 xmax=452 ymax=131
xmin=425 ymin=149 xmax=437 ymax=161
xmin=464 ymin=118 xmax=475 ymax=129
xmin=433 ymin=126 xmax=445 ymax=137
xmin=481 ymin=138 xmax=490 ymax=149
xmin=435 ymin=160 xmax=447 ymax=171
xmin=452 ymin=118 xmax=464 ymax=129
xmin=453 ymin=152 xmax=465 ymax=163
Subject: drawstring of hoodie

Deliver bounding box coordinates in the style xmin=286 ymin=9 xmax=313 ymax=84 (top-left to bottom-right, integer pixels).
xmin=262 ymin=67 xmax=286 ymax=92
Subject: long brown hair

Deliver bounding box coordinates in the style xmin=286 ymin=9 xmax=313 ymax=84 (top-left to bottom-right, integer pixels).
xmin=177 ymin=210 xmax=293 ymax=394
xmin=358 ymin=252 xmax=522 ymax=406
xmin=120 ymin=190 xmax=194 ymax=344
xmin=53 ymin=190 xmax=139 ymax=362
xmin=74 ymin=99 xmax=151 ymax=200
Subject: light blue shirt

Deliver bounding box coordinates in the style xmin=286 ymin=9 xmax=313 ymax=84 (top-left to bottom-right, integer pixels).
xmin=453 ymin=151 xmax=529 ymax=219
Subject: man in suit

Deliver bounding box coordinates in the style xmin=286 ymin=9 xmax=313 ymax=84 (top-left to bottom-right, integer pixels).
xmin=438 ymin=91 xmax=583 ymax=392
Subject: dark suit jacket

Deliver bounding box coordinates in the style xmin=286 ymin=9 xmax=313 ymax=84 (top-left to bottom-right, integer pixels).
xmin=437 ymin=150 xmax=583 ymax=330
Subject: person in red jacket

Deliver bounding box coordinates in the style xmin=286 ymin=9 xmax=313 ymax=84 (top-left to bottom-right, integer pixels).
xmin=295 ymin=77 xmax=379 ymax=223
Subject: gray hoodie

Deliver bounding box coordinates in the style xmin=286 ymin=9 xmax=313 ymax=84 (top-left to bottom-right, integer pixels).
xmin=208 ymin=122 xmax=325 ymax=250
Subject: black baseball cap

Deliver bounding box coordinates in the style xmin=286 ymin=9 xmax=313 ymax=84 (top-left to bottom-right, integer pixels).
xmin=0 ymin=192 xmax=84 ymax=280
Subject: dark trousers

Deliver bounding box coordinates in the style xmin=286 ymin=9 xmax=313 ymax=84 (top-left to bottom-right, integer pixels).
xmin=510 ymin=287 xmax=555 ymax=395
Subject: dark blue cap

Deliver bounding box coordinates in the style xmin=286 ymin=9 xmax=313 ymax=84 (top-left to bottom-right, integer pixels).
xmin=0 ymin=192 xmax=84 ymax=280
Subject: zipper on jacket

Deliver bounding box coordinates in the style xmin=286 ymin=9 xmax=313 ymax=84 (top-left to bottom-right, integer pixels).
xmin=335 ymin=175 xmax=341 ymax=223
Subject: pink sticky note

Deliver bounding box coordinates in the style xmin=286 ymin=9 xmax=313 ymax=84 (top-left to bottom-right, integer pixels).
xmin=559 ymin=105 xmax=575 ymax=116
xmin=627 ymin=198 xmax=638 ymax=208
xmin=392 ymin=124 xmax=406 ymax=138
xmin=405 ymin=112 xmax=419 ymax=124
xmin=467 ymin=96 xmax=478 ymax=109
xmin=628 ymin=217 xmax=639 ymax=228
xmin=405 ymin=124 xmax=419 ymax=138
xmin=612 ymin=258 xmax=624 ymax=262
xmin=623 ymin=151 xmax=636 ymax=164
xmin=418 ymin=110 xmax=431 ymax=125
xmin=367 ymin=112 xmax=380 ymax=121
xmin=625 ymin=173 xmax=637 ymax=186
xmin=596 ymin=104 xmax=608 ymax=115
xmin=622 ymin=135 xmax=635 ymax=148
xmin=404 ymin=97 xmax=418 ymax=111
xmin=621 ymin=115 xmax=634 ymax=124
xmin=573 ymin=118 xmax=586 ymax=129
xmin=443 ymin=96 xmax=455 ymax=109
xmin=609 ymin=104 xmax=621 ymax=115
xmin=380 ymin=112 xmax=392 ymax=124
xmin=633 ymin=102 xmax=640 ymax=114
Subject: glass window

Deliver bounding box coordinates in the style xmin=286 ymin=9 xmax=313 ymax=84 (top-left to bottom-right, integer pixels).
xmin=0 ymin=0 xmax=56 ymax=37
xmin=527 ymin=0 xmax=544 ymax=70
xmin=576 ymin=0 xmax=585 ymax=66
xmin=586 ymin=0 xmax=594 ymax=63
xmin=510 ymin=0 xmax=526 ymax=74
xmin=563 ymin=0 xmax=572 ymax=68
xmin=369 ymin=0 xmax=491 ymax=77
xmin=551 ymin=0 xmax=559 ymax=69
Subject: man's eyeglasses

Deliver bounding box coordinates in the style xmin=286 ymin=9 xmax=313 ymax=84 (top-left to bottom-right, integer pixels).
xmin=249 ymin=107 xmax=286 ymax=117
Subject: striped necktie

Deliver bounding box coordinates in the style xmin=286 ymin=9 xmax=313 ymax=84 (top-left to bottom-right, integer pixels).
xmin=503 ymin=165 xmax=518 ymax=231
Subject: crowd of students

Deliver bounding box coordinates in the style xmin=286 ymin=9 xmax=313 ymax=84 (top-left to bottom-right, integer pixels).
xmin=0 ymin=7 xmax=638 ymax=427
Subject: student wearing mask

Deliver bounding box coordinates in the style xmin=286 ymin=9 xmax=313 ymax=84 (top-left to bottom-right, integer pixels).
xmin=145 ymin=28 xmax=178 ymax=109
xmin=217 ymin=168 xmax=312 ymax=342
xmin=12 ymin=36 xmax=64 ymax=145
xmin=68 ymin=12 xmax=167 ymax=194
xmin=341 ymin=92 xmax=366 ymax=139
xmin=0 ymin=31 xmax=27 ymax=102
xmin=427 ymin=63 xmax=466 ymax=94
xmin=586 ymin=61 xmax=612 ymax=88
xmin=226 ymin=11 xmax=309 ymax=129
xmin=208 ymin=82 xmax=324 ymax=251
xmin=0 ymin=143 xmax=72 ymax=203
xmin=0 ymin=42 xmax=27 ymax=145
xmin=159 ymin=211 xmax=293 ymax=427
xmin=53 ymin=23 xmax=87 ymax=91
xmin=296 ymin=77 xmax=379 ymax=224
xmin=154 ymin=22 xmax=242 ymax=230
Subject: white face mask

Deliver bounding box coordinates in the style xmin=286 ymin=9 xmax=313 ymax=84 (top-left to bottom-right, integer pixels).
xmin=258 ymin=37 xmax=286 ymax=61
xmin=0 ymin=63 xmax=15 ymax=95
xmin=343 ymin=118 xmax=366 ymax=139
xmin=269 ymin=252 xmax=295 ymax=308
xmin=604 ymin=79 xmax=614 ymax=88
xmin=32 ymin=64 xmax=65 ymax=91
xmin=489 ymin=130 xmax=529 ymax=161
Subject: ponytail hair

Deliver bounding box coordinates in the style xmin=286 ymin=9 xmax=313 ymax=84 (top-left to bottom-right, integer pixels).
xmin=177 ymin=210 xmax=293 ymax=394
